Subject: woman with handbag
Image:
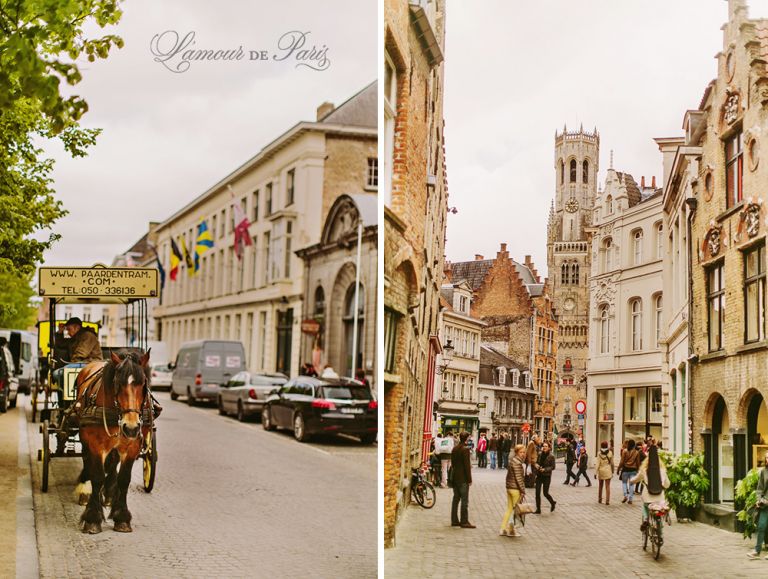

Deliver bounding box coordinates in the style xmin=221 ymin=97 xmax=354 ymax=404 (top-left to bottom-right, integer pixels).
xmin=500 ymin=444 xmax=527 ymax=537
xmin=747 ymin=449 xmax=768 ymax=559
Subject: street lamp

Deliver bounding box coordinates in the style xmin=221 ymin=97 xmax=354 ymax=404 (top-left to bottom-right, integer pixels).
xmin=436 ymin=339 xmax=454 ymax=375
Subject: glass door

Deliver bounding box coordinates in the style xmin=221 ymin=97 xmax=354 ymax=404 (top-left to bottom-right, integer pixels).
xmin=719 ymin=433 xmax=734 ymax=502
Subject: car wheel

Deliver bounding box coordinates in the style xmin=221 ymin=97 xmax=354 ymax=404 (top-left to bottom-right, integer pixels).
xmin=237 ymin=401 xmax=246 ymax=422
xmin=262 ymin=407 xmax=276 ymax=431
xmin=293 ymin=413 xmax=309 ymax=443
xmin=218 ymin=397 xmax=226 ymax=416
xmin=170 ymin=389 xmax=179 ymax=401
xmin=360 ymin=434 xmax=376 ymax=445
xmin=186 ymin=387 xmax=195 ymax=406
xmin=0 ymin=393 xmax=7 ymax=414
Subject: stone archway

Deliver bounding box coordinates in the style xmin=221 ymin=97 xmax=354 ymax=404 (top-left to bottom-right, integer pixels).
xmin=702 ymin=393 xmax=733 ymax=504
xmin=738 ymin=388 xmax=768 ymax=470
xmin=328 ymin=261 xmax=362 ymax=376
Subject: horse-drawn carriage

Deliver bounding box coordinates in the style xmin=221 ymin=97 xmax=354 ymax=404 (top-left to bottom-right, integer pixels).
xmin=36 ymin=265 xmax=160 ymax=532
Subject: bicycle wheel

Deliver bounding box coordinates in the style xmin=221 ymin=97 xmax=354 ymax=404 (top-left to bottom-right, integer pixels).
xmin=418 ymin=481 xmax=436 ymax=509
xmin=642 ymin=523 xmax=648 ymax=551
xmin=652 ymin=518 xmax=663 ymax=559
xmin=412 ymin=483 xmax=425 ymax=506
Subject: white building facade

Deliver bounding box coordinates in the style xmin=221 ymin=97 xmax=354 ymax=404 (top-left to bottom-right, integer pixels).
xmin=586 ymin=166 xmax=665 ymax=456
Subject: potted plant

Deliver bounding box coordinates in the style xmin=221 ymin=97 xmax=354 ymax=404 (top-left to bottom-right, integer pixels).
xmin=662 ymin=452 xmax=710 ymax=521
xmin=736 ymin=468 xmax=762 ymax=539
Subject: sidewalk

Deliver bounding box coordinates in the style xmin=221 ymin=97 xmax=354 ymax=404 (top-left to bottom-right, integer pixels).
xmin=385 ymin=467 xmax=768 ymax=578
xmin=0 ymin=397 xmax=39 ymax=579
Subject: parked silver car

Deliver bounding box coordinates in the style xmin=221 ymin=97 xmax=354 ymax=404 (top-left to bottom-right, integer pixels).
xmin=0 ymin=346 xmax=19 ymax=413
xmin=218 ymin=371 xmax=287 ymax=421
xmin=151 ymin=363 xmax=173 ymax=390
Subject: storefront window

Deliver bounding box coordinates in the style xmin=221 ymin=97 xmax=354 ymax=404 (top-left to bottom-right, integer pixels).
xmin=624 ymin=387 xmax=647 ymax=422
xmin=623 ymin=386 xmax=662 ymax=442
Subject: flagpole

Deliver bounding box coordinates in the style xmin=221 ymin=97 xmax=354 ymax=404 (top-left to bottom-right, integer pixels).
xmin=351 ymin=219 xmax=363 ymax=380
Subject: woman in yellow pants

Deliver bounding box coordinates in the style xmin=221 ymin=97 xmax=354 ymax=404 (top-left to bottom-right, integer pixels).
xmin=501 ymin=444 xmax=527 ymax=536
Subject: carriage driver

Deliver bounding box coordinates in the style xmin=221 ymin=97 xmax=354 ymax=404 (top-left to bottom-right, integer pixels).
xmin=64 ymin=317 xmax=103 ymax=363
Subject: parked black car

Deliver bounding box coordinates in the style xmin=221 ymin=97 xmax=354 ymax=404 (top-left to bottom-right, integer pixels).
xmin=261 ymin=376 xmax=377 ymax=444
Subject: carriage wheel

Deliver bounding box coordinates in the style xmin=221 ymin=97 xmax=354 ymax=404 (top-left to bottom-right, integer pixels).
xmin=142 ymin=429 xmax=157 ymax=493
xmin=31 ymin=384 xmax=38 ymax=422
xmin=41 ymin=420 xmax=50 ymax=493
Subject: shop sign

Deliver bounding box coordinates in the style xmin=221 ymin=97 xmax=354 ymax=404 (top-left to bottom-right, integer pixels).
xmin=301 ymin=319 xmax=321 ymax=335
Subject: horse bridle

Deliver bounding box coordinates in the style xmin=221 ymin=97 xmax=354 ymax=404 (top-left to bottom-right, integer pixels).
xmin=111 ymin=360 xmax=149 ymax=439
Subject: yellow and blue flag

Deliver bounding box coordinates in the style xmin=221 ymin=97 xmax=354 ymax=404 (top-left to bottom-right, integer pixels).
xmin=195 ymin=220 xmax=214 ymax=273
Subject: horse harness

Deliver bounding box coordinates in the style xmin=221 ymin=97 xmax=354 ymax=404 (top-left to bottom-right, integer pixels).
xmin=67 ymin=365 xmax=154 ymax=439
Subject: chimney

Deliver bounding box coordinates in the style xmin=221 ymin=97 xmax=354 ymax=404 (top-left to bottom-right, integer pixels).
xmin=500 ymin=243 xmax=507 ymax=252
xmin=651 ymin=176 xmax=657 ymax=188
xmin=524 ymin=255 xmax=532 ymax=266
xmin=641 ymin=176 xmax=645 ymax=188
xmin=316 ymin=102 xmax=334 ymax=121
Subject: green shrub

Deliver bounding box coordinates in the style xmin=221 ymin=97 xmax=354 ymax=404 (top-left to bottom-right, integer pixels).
xmin=663 ymin=452 xmax=711 ymax=511
xmin=736 ymin=468 xmax=761 ymax=539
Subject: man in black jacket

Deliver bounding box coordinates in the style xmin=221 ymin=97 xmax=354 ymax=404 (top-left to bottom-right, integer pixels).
xmin=534 ymin=441 xmax=557 ymax=514
xmin=500 ymin=433 xmax=512 ymax=469
xmin=450 ymin=431 xmax=475 ymax=528
xmin=572 ymin=446 xmax=592 ymax=487
xmin=563 ymin=440 xmax=577 ymax=485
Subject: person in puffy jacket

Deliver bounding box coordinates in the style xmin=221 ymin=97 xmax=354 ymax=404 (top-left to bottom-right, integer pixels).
xmin=500 ymin=444 xmax=527 ymax=537
xmin=595 ymin=441 xmax=614 ymax=505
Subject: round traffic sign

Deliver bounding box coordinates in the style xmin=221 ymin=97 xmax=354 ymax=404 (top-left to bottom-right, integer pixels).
xmin=575 ymin=399 xmax=587 ymax=414
xmin=522 ymin=423 xmax=530 ymax=433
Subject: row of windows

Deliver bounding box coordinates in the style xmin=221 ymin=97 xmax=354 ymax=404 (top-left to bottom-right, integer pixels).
xmin=444 ymin=325 xmax=478 ymax=359
xmin=560 ymin=158 xmax=590 ymax=185
xmin=597 ymin=295 xmax=663 ymax=354
xmin=494 ymin=396 xmax=533 ymax=420
xmin=445 ymin=372 xmax=477 ymax=402
xmin=600 ymin=223 xmax=664 ymax=272
xmin=707 ymin=243 xmax=765 ymax=350
xmin=536 ymin=326 xmax=554 ymax=354
xmin=561 ymin=262 xmax=580 ymax=285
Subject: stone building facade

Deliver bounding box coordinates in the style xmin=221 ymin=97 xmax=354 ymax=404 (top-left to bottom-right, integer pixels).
xmin=153 ymin=82 xmax=376 ymax=377
xmin=478 ymin=345 xmax=536 ymax=444
xmin=688 ymin=0 xmax=768 ymax=508
xmin=434 ymin=281 xmax=484 ymax=439
xmin=295 ymin=194 xmax=377 ymax=389
xmin=383 ymin=0 xmax=447 ymax=547
xmin=547 ymin=127 xmax=599 ymax=434
xmin=447 ymin=246 xmax=557 ymax=440
xmin=586 ymin=166 xmax=664 ymax=457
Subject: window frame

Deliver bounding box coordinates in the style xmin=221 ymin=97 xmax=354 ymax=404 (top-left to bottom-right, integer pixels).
xmin=725 ymin=131 xmax=744 ymax=210
xmin=744 ymin=243 xmax=766 ymax=344
xmin=707 ymin=261 xmax=725 ymax=352
xmin=630 ymin=298 xmax=643 ymax=351
xmin=632 ymin=229 xmax=643 ymax=266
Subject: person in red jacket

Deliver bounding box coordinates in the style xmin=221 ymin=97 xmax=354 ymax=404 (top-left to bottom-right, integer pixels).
xmin=476 ymin=432 xmax=488 ymax=468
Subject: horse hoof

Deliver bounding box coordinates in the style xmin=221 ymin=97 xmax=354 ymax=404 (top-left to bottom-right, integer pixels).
xmin=78 ymin=494 xmax=90 ymax=506
xmin=113 ymin=522 xmax=132 ymax=533
xmin=82 ymin=522 xmax=102 ymax=534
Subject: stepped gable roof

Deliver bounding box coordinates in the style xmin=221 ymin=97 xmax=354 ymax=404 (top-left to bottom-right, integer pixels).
xmin=616 ymin=172 xmax=642 ymax=207
xmin=318 ymin=81 xmax=377 ymax=128
xmin=450 ymin=258 xmax=539 ymax=295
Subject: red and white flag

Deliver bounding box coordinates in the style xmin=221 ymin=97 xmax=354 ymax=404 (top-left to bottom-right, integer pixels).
xmin=231 ymin=191 xmax=252 ymax=260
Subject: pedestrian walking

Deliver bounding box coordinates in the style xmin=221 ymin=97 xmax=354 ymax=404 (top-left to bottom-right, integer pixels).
xmin=489 ymin=433 xmax=499 ymax=470
xmin=500 ymin=444 xmax=527 ymax=537
xmin=533 ymin=441 xmax=556 ymax=514
xmin=563 ymin=440 xmax=577 ymax=485
xmin=747 ymin=449 xmax=768 ymax=559
xmin=617 ymin=439 xmax=641 ymax=504
xmin=434 ymin=431 xmax=455 ymax=487
xmin=477 ymin=433 xmax=488 ymax=468
xmin=596 ymin=440 xmax=614 ymax=505
xmin=450 ymin=431 xmax=475 ymax=529
xmin=500 ymin=433 xmax=512 ymax=469
xmin=572 ymin=446 xmax=592 ymax=487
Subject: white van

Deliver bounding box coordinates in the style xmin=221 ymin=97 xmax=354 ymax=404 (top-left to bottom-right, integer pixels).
xmin=170 ymin=340 xmax=246 ymax=405
xmin=0 ymin=329 xmax=38 ymax=395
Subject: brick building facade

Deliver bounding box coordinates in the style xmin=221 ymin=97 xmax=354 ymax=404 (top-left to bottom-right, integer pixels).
xmin=447 ymin=246 xmax=558 ymax=441
xmin=383 ymin=0 xmax=448 ymax=547
xmin=688 ymin=0 xmax=768 ymax=509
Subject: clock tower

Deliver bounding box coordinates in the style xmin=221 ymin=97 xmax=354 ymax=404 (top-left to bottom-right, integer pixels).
xmin=547 ymin=125 xmax=599 ymax=432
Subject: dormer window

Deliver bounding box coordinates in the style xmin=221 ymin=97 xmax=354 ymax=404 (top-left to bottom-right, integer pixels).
xmin=523 ymin=371 xmax=532 ymax=389
xmin=459 ymin=295 xmax=468 ymax=313
xmin=498 ymin=367 xmax=507 ymax=385
xmin=511 ymin=368 xmax=520 ymax=387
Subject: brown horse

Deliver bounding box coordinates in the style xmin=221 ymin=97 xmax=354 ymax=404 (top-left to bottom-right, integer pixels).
xmin=75 ymin=349 xmax=151 ymax=534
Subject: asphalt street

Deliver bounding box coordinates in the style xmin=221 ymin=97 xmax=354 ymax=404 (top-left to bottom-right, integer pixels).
xmin=25 ymin=392 xmax=377 ymax=578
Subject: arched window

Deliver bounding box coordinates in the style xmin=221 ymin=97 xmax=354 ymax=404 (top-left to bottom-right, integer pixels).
xmin=570 ymin=159 xmax=577 ymax=182
xmin=571 ymin=263 xmax=579 ymax=285
xmin=631 ymin=298 xmax=643 ymax=351
xmin=314 ymin=286 xmax=325 ymax=317
xmin=655 ymin=294 xmax=663 ymax=347
xmin=599 ymin=305 xmax=610 ymax=353
xmin=603 ymin=238 xmax=613 ymax=272
xmin=343 ymin=282 xmax=365 ymax=375
xmin=655 ymin=222 xmax=663 ymax=259
xmin=606 ymin=195 xmax=613 ymax=215
xmin=561 ymin=263 xmax=569 ymax=285
xmin=583 ymin=160 xmax=589 ymax=184
xmin=560 ymin=160 xmax=565 ymax=185
xmin=633 ymin=229 xmax=644 ymax=265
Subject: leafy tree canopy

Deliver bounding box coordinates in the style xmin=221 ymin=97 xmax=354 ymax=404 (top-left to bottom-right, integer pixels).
xmin=0 ymin=269 xmax=37 ymax=328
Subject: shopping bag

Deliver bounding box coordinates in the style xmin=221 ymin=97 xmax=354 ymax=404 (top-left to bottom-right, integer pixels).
xmin=524 ymin=465 xmax=536 ymax=489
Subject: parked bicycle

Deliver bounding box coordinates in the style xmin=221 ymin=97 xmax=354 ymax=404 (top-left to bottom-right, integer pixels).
xmin=411 ymin=466 xmax=436 ymax=509
xmin=642 ymin=501 xmax=671 ymax=560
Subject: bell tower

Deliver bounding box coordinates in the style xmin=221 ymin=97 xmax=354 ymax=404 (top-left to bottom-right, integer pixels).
xmin=548 ymin=125 xmax=599 ymax=431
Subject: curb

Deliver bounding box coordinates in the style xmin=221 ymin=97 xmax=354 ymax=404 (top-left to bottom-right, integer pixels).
xmin=16 ymin=398 xmax=39 ymax=579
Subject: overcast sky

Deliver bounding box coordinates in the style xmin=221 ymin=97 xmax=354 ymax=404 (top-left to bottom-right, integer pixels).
xmin=41 ymin=0 xmax=376 ymax=267
xmin=442 ymin=0 xmax=760 ymax=278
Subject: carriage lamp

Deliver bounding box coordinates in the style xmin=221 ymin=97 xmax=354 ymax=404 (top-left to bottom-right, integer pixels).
xmin=435 ymin=339 xmax=454 ymax=375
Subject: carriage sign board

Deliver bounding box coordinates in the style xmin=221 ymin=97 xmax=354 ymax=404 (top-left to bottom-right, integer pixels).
xmin=38 ymin=267 xmax=159 ymax=298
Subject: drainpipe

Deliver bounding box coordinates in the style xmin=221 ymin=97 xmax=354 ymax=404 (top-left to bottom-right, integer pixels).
xmin=684 ymin=196 xmax=698 ymax=455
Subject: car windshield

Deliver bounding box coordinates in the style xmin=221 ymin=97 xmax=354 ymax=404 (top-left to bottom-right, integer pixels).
xmin=252 ymin=376 xmax=286 ymax=386
xmin=153 ymin=364 xmax=170 ymax=372
xmin=321 ymin=385 xmax=373 ymax=401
